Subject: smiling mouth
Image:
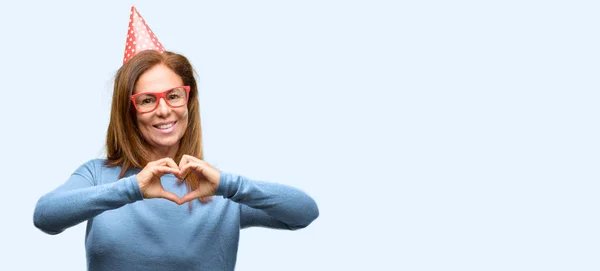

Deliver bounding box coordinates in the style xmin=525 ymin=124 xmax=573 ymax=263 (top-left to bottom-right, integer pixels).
xmin=154 ymin=121 xmax=176 ymax=130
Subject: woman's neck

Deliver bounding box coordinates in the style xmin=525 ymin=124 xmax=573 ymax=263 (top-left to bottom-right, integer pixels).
xmin=148 ymin=144 xmax=179 ymax=161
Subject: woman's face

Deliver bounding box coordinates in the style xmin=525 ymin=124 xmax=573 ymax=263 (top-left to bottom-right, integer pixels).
xmin=133 ymin=64 xmax=189 ymax=155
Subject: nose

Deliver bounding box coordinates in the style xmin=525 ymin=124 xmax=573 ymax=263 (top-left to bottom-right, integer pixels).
xmin=155 ymin=98 xmax=171 ymax=116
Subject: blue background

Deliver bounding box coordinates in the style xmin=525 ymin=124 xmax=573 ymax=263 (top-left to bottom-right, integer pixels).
xmin=1 ymin=0 xmax=599 ymax=270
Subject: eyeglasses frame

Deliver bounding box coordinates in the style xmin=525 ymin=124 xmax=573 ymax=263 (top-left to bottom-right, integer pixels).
xmin=130 ymin=86 xmax=191 ymax=114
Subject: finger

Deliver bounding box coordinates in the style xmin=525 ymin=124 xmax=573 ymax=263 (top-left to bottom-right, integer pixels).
xmin=159 ymin=190 xmax=182 ymax=205
xmin=165 ymin=158 xmax=179 ymax=170
xmin=180 ymin=189 xmax=202 ymax=205
xmin=155 ymin=158 xmax=179 ymax=170
xmin=180 ymin=162 xmax=205 ymax=179
xmin=188 ymin=158 xmax=213 ymax=172
xmin=181 ymin=160 xmax=205 ymax=176
xmin=182 ymin=162 xmax=220 ymax=184
xmin=184 ymin=154 xmax=202 ymax=163
xmin=178 ymin=155 xmax=193 ymax=180
xmin=177 ymin=162 xmax=190 ymax=181
xmin=180 ymin=162 xmax=198 ymax=173
xmin=183 ymin=154 xmax=206 ymax=167
xmin=152 ymin=165 xmax=180 ymax=177
xmin=181 ymin=154 xmax=196 ymax=163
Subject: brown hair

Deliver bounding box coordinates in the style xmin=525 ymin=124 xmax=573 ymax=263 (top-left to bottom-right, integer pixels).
xmin=105 ymin=50 xmax=203 ymax=194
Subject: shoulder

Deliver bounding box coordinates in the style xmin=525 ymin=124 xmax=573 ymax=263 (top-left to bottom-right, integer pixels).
xmin=77 ymin=158 xmax=108 ymax=172
xmin=72 ymin=159 xmax=114 ymax=185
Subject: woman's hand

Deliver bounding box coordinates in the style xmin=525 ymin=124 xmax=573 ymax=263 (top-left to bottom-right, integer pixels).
xmin=178 ymin=155 xmax=221 ymax=204
xmin=136 ymin=158 xmax=181 ymax=204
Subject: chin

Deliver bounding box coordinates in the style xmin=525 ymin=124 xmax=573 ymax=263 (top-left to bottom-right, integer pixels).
xmin=155 ymin=138 xmax=181 ymax=148
xmin=140 ymin=126 xmax=186 ymax=151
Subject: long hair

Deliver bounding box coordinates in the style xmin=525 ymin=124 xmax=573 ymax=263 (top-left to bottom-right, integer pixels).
xmin=105 ymin=50 xmax=203 ymax=194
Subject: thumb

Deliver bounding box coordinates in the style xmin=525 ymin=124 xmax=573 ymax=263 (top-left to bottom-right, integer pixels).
xmin=179 ymin=189 xmax=202 ymax=205
xmin=159 ymin=190 xmax=182 ymax=205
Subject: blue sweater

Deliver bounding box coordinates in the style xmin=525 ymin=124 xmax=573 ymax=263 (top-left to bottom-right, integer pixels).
xmin=33 ymin=159 xmax=319 ymax=270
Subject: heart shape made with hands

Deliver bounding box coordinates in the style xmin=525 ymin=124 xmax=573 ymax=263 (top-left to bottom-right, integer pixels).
xmin=136 ymin=155 xmax=221 ymax=205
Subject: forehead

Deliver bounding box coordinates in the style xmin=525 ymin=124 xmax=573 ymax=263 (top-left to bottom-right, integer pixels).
xmin=134 ymin=64 xmax=184 ymax=94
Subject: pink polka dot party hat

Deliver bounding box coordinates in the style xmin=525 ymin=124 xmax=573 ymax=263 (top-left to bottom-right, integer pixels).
xmin=123 ymin=6 xmax=165 ymax=64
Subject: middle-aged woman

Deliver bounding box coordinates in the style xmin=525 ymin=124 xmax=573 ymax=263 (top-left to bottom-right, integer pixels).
xmin=33 ymin=6 xmax=318 ymax=271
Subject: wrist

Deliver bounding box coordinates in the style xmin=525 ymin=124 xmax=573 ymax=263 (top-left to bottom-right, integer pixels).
xmin=135 ymin=173 xmax=147 ymax=198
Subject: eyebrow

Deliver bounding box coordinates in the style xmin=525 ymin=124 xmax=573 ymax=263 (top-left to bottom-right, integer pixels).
xmin=134 ymin=86 xmax=177 ymax=94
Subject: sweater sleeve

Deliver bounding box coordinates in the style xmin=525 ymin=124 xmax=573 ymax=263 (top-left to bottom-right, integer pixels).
xmin=215 ymin=172 xmax=319 ymax=230
xmin=33 ymin=160 xmax=144 ymax=235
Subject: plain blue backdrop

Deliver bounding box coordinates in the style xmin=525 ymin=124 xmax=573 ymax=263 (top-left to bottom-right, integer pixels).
xmin=2 ymin=0 xmax=599 ymax=270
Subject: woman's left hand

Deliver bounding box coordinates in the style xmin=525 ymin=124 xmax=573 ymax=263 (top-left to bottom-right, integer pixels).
xmin=178 ymin=155 xmax=221 ymax=204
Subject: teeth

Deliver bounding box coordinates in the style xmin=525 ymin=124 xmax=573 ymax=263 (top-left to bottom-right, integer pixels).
xmin=156 ymin=122 xmax=174 ymax=129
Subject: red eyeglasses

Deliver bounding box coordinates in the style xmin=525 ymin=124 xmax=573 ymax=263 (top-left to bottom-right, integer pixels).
xmin=130 ymin=86 xmax=191 ymax=113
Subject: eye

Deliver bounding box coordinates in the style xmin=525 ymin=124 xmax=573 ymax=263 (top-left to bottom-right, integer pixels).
xmin=167 ymin=94 xmax=181 ymax=100
xmin=167 ymin=88 xmax=187 ymax=100
xmin=137 ymin=96 xmax=156 ymax=105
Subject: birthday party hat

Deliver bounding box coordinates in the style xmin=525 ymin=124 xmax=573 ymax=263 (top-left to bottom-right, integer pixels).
xmin=123 ymin=6 xmax=165 ymax=63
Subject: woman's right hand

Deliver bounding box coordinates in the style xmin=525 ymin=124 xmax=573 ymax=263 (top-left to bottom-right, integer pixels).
xmin=136 ymin=158 xmax=181 ymax=204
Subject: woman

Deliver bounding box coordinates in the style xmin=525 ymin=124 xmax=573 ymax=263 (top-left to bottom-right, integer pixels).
xmin=33 ymin=7 xmax=318 ymax=271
